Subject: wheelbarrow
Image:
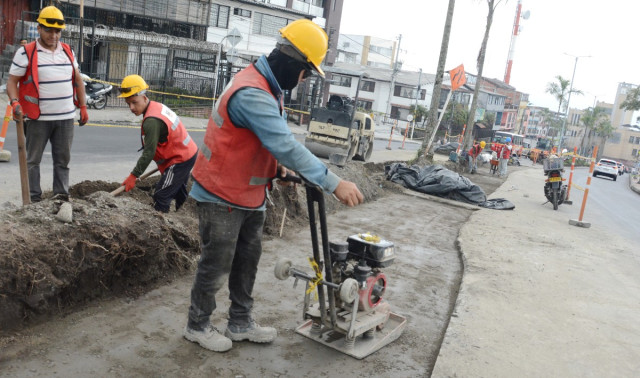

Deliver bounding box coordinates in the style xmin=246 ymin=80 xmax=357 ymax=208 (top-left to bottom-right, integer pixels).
xmin=489 ymin=159 xmax=499 ymax=175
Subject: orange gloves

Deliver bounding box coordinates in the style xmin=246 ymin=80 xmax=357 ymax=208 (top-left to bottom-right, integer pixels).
xmin=79 ymin=105 xmax=89 ymax=126
xmin=11 ymin=100 xmax=22 ymax=120
xmin=122 ymin=173 xmax=137 ymax=192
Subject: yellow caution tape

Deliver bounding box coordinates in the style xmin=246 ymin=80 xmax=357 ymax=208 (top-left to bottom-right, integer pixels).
xmin=88 ymin=78 xmax=310 ymax=115
xmin=305 ymin=257 xmax=323 ymax=298
xmin=571 ymin=182 xmax=585 ymax=191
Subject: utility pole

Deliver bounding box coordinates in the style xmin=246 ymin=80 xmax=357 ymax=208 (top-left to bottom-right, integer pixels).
xmin=385 ymin=34 xmax=402 ymax=120
xmin=411 ymin=68 xmax=423 ymax=138
xmin=559 ymin=54 xmax=590 ymax=150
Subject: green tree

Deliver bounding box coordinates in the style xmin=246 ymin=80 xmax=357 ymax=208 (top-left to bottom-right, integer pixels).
xmin=443 ymin=100 xmax=469 ymax=135
xmin=620 ymin=86 xmax=640 ymax=111
xmin=545 ymin=75 xmax=583 ymax=116
xmin=409 ymin=104 xmax=429 ymax=125
xmin=481 ymin=112 xmax=495 ymax=129
xmin=579 ymin=106 xmax=610 ymax=156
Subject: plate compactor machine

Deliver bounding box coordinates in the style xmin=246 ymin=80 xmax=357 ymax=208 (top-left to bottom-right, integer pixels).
xmin=274 ymin=175 xmax=406 ymax=359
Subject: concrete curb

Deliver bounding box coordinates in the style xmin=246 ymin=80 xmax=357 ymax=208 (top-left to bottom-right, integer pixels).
xmin=400 ymin=188 xmax=482 ymax=211
xmin=628 ymin=174 xmax=640 ymax=195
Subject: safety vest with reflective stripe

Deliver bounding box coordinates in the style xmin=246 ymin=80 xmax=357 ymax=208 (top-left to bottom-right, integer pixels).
xmin=142 ymin=101 xmax=198 ymax=173
xmin=191 ymin=64 xmax=279 ymax=209
xmin=18 ymin=41 xmax=78 ymax=120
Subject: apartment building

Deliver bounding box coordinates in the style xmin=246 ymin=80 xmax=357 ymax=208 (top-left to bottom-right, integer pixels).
xmin=335 ymin=34 xmax=396 ymax=69
xmin=325 ymin=62 xmax=434 ymax=123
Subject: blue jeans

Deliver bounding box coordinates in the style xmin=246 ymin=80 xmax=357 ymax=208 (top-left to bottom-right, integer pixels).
xmin=468 ymin=156 xmax=477 ymax=173
xmin=25 ymin=119 xmax=74 ymax=201
xmin=187 ymin=202 xmax=265 ymax=331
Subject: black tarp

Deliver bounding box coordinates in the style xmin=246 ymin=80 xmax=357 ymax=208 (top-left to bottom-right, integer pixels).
xmin=385 ymin=163 xmax=515 ymax=210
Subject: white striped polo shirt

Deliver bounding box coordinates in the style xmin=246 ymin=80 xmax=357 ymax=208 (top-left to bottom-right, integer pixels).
xmin=9 ymin=39 xmax=79 ymax=121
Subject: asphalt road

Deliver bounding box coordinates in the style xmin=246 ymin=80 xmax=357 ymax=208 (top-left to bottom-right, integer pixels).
xmin=567 ymin=167 xmax=640 ymax=241
xmin=0 ymin=122 xmax=419 ymax=205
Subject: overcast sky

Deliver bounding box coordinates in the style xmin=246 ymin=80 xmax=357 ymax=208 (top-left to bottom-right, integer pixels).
xmin=340 ymin=0 xmax=639 ymax=112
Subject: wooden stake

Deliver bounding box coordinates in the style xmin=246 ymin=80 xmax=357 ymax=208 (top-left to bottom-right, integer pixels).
xmin=279 ymin=208 xmax=287 ymax=237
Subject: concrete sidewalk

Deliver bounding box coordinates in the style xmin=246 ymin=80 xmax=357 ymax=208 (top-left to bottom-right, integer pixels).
xmin=432 ymin=167 xmax=640 ymax=377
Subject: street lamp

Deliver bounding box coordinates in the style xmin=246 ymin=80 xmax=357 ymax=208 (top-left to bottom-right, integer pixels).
xmin=559 ymin=53 xmax=590 ymax=150
xmin=213 ymin=28 xmax=242 ymax=99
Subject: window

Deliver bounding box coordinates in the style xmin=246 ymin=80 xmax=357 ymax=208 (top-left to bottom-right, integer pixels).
xmin=233 ymin=8 xmax=252 ymax=18
xmin=210 ymin=4 xmax=230 ymax=28
xmin=629 ymin=136 xmax=635 ymax=143
xmin=332 ymin=75 xmax=352 ymax=87
xmin=394 ymin=85 xmax=417 ymax=99
xmin=253 ymin=13 xmax=289 ymax=37
xmin=636 ymin=136 xmax=640 ymax=144
xmin=357 ymin=100 xmax=372 ymax=111
xmin=633 ymin=148 xmax=638 ymax=157
xmin=360 ymin=80 xmax=375 ymax=92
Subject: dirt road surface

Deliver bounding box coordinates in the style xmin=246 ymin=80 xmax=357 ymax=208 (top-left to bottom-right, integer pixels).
xmin=0 ymin=188 xmax=475 ymax=377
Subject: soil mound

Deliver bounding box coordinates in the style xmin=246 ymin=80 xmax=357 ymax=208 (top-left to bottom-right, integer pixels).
xmin=0 ymin=162 xmax=387 ymax=332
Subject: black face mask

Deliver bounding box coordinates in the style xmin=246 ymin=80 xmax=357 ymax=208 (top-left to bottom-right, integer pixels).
xmin=266 ymin=48 xmax=308 ymax=91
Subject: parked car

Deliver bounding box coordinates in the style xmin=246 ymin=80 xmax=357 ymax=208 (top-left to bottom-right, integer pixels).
xmin=616 ymin=162 xmax=624 ymax=175
xmin=593 ymin=159 xmax=618 ymax=181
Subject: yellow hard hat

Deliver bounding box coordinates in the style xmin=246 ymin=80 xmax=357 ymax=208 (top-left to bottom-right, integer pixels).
xmin=37 ymin=6 xmax=66 ymax=29
xmin=480 ymin=141 xmax=486 ymax=148
xmin=279 ymin=19 xmax=328 ymax=77
xmin=118 ymin=75 xmax=149 ymax=98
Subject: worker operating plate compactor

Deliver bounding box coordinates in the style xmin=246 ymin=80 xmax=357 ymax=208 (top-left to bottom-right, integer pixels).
xmin=274 ymin=174 xmax=406 ymax=359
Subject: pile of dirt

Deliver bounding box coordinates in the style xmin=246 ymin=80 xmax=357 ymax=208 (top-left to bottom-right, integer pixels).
xmin=0 ymin=162 xmax=388 ymax=332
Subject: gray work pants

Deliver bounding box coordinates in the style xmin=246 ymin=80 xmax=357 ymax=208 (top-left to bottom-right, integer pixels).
xmin=25 ymin=119 xmax=75 ymax=201
xmin=187 ymin=202 xmax=265 ymax=331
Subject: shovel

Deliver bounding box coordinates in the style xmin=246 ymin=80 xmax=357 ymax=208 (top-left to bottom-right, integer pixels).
xmin=110 ymin=168 xmax=159 ymax=196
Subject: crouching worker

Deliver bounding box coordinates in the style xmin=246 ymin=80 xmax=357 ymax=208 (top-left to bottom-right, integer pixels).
xmin=118 ymin=74 xmax=197 ymax=212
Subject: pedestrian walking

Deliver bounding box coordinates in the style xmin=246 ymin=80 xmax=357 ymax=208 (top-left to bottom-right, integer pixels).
xmin=5 ymin=6 xmax=88 ymax=202
xmin=117 ymin=74 xmax=198 ymax=212
xmin=468 ymin=140 xmax=486 ymax=174
xmin=183 ymin=19 xmax=364 ymax=353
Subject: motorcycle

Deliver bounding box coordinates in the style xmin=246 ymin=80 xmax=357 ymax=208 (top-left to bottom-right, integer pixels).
xmin=81 ymin=73 xmax=113 ymax=110
xmin=543 ymin=156 xmax=567 ymax=210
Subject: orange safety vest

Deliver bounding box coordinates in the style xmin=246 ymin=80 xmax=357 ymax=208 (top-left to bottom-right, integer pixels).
xmin=191 ymin=64 xmax=279 ymax=209
xmin=468 ymin=144 xmax=482 ymax=157
xmin=142 ymin=101 xmax=198 ymax=173
xmin=500 ymin=144 xmax=512 ymax=159
xmin=18 ymin=41 xmax=79 ymax=120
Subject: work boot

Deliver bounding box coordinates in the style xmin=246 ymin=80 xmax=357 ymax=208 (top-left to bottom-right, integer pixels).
xmin=225 ymin=320 xmax=277 ymax=343
xmin=183 ymin=324 xmax=232 ymax=352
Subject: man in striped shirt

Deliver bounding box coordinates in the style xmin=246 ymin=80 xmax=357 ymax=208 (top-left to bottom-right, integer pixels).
xmin=6 ymin=6 xmax=88 ymax=203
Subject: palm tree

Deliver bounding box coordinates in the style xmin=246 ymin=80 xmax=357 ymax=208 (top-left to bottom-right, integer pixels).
xmin=463 ymin=0 xmax=503 ymax=151
xmin=546 ymin=75 xmax=583 ymax=115
xmin=579 ymin=106 xmax=609 ymax=156
xmin=422 ymin=0 xmax=456 ymax=157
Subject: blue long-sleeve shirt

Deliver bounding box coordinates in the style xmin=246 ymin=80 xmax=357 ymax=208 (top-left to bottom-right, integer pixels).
xmin=190 ymin=55 xmax=341 ymax=209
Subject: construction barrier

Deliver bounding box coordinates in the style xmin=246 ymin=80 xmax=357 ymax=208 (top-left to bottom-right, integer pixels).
xmin=455 ymin=124 xmax=466 ymax=154
xmin=565 ymin=147 xmax=578 ymax=204
xmin=399 ymin=121 xmax=410 ymax=149
xmin=569 ymin=146 xmax=598 ymax=228
xmin=0 ymin=103 xmax=11 ymax=150
xmin=386 ymin=119 xmax=397 ymax=150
